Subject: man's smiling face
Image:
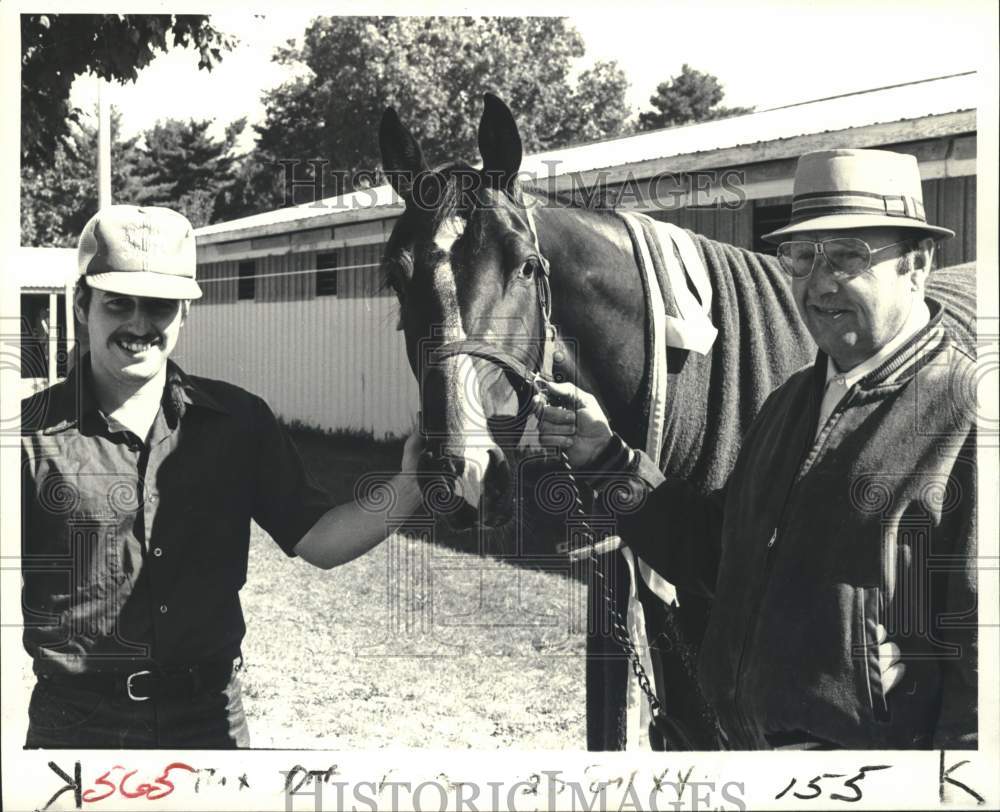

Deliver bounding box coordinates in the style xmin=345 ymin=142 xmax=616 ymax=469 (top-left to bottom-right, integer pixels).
xmin=77 ymin=288 xmax=188 ymax=386
xmin=790 ymin=227 xmax=927 ymax=371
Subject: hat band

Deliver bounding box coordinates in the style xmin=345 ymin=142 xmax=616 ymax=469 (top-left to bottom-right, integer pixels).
xmin=789 ymin=190 xmax=926 ymax=224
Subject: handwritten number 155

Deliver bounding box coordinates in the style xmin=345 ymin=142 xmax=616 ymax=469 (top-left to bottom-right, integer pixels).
xmin=775 ymin=766 xmax=891 ymax=803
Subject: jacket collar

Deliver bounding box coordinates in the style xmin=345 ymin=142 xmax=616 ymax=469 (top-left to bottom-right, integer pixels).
xmin=40 ymin=354 xmax=227 ymax=435
xmin=810 ymin=296 xmax=947 ymax=395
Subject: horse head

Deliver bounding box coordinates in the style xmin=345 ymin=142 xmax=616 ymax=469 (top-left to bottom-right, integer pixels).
xmin=379 ymin=94 xmax=553 ymax=530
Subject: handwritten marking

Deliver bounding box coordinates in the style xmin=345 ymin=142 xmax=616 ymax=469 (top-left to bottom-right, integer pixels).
xmin=775 ymin=766 xmax=890 ymax=803
xmin=940 ymin=752 xmax=985 ymax=804
xmin=42 ymin=761 xmax=81 ymax=811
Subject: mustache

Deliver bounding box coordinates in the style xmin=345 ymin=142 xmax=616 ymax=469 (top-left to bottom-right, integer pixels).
xmin=807 ymin=298 xmax=853 ymax=309
xmin=109 ymin=330 xmax=163 ymax=344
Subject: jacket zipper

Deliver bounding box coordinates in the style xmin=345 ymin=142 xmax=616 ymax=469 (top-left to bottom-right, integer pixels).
xmin=732 ymin=526 xmax=782 ymax=747
xmin=731 ymin=392 xmax=852 ymax=748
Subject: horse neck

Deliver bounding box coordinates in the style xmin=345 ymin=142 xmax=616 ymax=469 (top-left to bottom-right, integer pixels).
xmin=532 ymin=202 xmax=647 ymax=430
xmin=532 ymin=203 xmax=817 ymax=483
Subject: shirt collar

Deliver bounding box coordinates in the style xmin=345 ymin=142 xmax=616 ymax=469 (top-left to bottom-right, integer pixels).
xmin=825 ymin=295 xmax=931 ymax=390
xmin=166 ymin=361 xmax=228 ymax=415
xmin=40 ymin=355 xmax=226 ymax=435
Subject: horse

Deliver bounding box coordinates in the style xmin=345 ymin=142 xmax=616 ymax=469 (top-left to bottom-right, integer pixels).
xmin=376 ymin=93 xmax=978 ymax=750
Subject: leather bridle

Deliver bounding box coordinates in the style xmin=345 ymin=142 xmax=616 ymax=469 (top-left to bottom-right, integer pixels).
xmin=430 ymin=200 xmax=559 ymax=400
xmin=423 ymin=198 xmax=677 ymax=737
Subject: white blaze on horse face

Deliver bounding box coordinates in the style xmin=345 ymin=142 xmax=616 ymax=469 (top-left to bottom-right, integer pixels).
xmin=431 ymin=215 xmax=494 ymax=511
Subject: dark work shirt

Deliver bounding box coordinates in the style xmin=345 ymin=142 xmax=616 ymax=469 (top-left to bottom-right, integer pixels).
xmin=21 ymin=356 xmax=336 ymax=675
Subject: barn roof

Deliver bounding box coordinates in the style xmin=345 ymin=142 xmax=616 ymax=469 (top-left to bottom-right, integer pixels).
xmin=16 ymin=247 xmax=78 ymax=291
xmin=196 ymin=71 xmax=978 ymax=245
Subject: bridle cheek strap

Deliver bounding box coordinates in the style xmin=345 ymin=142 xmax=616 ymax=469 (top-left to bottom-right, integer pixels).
xmin=434 ymin=199 xmax=559 ymax=396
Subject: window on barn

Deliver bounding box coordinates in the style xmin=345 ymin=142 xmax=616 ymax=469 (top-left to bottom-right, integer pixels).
xmin=316 ymin=251 xmax=339 ymax=297
xmin=237 ymin=260 xmax=256 ymax=300
xmin=752 ymin=202 xmax=792 ymax=254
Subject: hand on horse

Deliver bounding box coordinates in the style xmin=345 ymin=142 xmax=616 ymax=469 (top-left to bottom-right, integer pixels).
xmin=401 ymin=413 xmax=425 ymax=476
xmin=532 ymin=380 xmax=613 ymax=469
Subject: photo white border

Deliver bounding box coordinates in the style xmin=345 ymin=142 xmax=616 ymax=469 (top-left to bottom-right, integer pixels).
xmin=2 ymin=1 xmax=997 ymax=810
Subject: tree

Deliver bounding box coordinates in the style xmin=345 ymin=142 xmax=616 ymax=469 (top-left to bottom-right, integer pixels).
xmin=637 ymin=64 xmax=754 ymax=131
xmin=21 ymin=110 xmax=141 ymax=247
xmin=223 ymin=16 xmax=632 ymax=217
xmin=131 ymin=118 xmax=246 ymax=227
xmin=21 ymin=113 xmax=245 ymax=245
xmin=21 ymin=14 xmax=235 ymax=167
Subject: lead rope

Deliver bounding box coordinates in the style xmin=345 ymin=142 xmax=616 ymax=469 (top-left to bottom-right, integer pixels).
xmin=523 ymin=198 xmax=668 ymax=736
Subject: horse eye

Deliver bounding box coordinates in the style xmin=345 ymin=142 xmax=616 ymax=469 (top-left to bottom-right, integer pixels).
xmin=518 ymin=259 xmax=536 ymax=279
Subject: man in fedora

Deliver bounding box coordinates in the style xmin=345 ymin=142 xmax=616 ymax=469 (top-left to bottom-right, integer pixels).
xmin=21 ymin=205 xmax=423 ymax=748
xmin=536 ymin=149 xmax=977 ymax=749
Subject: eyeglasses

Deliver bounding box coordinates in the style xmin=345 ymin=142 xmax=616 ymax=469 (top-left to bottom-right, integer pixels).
xmin=776 ymin=238 xmax=913 ymax=279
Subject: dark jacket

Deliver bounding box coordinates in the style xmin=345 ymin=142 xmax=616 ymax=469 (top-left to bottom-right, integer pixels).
xmin=616 ymin=300 xmax=977 ymax=749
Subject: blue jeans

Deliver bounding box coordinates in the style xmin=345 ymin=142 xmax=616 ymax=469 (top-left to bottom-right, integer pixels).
xmin=24 ymin=667 xmax=251 ymax=749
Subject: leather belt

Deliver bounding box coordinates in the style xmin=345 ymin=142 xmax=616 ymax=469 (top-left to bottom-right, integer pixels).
xmin=38 ymin=660 xmax=239 ymax=702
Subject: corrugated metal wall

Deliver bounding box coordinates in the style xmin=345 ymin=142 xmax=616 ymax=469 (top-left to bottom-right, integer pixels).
xmin=175 ymin=242 xmax=418 ymax=438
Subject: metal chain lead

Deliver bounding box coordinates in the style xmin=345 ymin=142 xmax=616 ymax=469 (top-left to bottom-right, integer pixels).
xmin=551 ymin=448 xmax=665 ymax=720
xmin=525 ymin=200 xmax=666 ymax=730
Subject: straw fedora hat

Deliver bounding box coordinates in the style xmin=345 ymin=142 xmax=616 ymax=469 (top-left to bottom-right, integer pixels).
xmin=762 ymin=149 xmax=954 ymax=243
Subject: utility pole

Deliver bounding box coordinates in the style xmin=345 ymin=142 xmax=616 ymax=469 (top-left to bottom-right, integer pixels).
xmin=97 ymin=77 xmax=111 ymax=209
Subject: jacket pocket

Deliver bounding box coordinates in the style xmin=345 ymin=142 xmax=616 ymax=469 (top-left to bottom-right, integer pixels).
xmin=860 ymin=586 xmax=891 ymax=723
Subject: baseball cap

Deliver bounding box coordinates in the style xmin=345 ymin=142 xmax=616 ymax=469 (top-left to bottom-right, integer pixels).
xmin=77 ymin=205 xmax=203 ymax=299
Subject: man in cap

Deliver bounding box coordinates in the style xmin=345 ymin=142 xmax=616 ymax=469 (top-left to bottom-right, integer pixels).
xmin=536 ymin=149 xmax=977 ymax=749
xmin=21 ymin=205 xmax=423 ymax=748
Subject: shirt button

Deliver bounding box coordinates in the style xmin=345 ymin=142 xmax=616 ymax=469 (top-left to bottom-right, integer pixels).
xmin=153 ymin=547 xmax=163 ymax=557
xmin=159 ymin=604 xmax=168 ymax=614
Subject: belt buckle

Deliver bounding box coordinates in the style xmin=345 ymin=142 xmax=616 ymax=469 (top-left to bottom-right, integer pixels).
xmin=126 ymin=670 xmax=153 ymax=701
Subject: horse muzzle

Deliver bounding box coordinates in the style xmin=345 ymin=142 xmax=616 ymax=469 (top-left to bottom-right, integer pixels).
xmin=417 ymin=446 xmax=512 ymax=530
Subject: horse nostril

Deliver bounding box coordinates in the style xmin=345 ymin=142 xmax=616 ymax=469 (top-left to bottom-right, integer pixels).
xmin=485 ymin=446 xmax=510 ymax=497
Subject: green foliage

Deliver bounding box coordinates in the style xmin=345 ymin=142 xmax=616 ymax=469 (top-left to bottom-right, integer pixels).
xmin=21 ymin=111 xmax=141 ymax=247
xmin=638 ymin=64 xmax=754 ymax=131
xmin=223 ymin=16 xmax=632 ymax=217
xmin=21 ymin=113 xmax=245 ymax=246
xmin=131 ymin=118 xmax=246 ymax=227
xmin=21 ymin=14 xmax=235 ymax=167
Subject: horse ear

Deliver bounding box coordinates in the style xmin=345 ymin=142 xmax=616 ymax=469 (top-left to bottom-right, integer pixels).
xmin=478 ymin=93 xmax=522 ymax=191
xmin=379 ymin=107 xmax=428 ymax=199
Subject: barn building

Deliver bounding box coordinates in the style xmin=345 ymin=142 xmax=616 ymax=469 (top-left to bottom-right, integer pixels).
xmin=16 ymin=247 xmax=76 ymax=398
xmin=145 ymin=72 xmax=980 ymax=435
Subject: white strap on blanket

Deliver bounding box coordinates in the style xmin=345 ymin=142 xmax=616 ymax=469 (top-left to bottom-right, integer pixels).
xmin=656 ymin=221 xmax=718 ymax=356
xmin=618 ymin=212 xmax=717 ymax=749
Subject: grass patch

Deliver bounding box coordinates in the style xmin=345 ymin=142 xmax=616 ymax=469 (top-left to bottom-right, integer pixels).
xmin=237 ymin=427 xmax=588 ymax=748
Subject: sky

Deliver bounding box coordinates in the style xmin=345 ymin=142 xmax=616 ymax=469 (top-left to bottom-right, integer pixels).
xmin=66 ymin=0 xmax=995 ymax=154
